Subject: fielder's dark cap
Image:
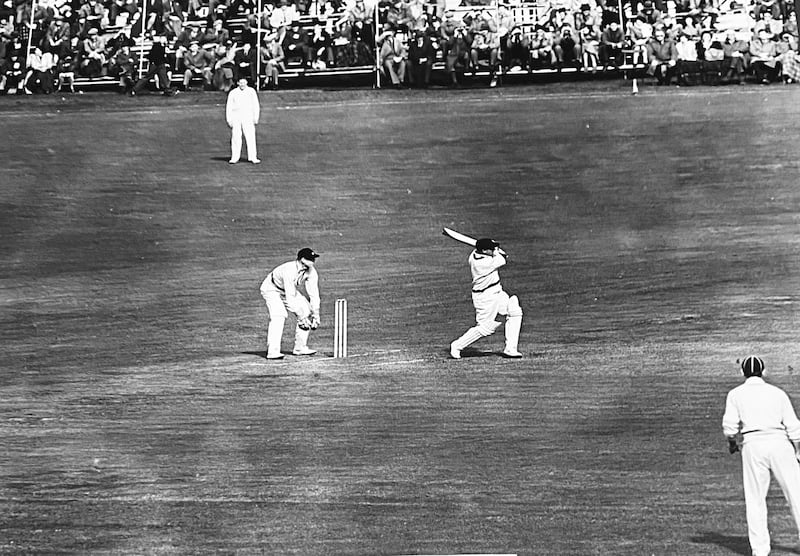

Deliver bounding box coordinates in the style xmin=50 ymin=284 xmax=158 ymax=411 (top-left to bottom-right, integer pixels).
xmin=741 ymin=355 xmax=764 ymax=376
xmin=297 ymin=248 xmax=320 ymax=261
xmin=476 ymin=238 xmax=500 ymax=251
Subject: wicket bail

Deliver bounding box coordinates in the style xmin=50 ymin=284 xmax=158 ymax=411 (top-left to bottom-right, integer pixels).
xmin=334 ymin=298 xmax=347 ymax=358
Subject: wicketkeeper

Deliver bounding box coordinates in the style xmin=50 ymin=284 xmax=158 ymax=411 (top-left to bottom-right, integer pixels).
xmin=260 ymin=248 xmax=321 ymax=359
xmin=450 ymin=238 xmax=523 ymax=359
xmin=722 ymin=355 xmax=800 ymax=556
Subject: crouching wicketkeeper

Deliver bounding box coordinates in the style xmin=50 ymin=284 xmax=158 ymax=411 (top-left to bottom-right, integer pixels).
xmin=260 ymin=248 xmax=321 ymax=359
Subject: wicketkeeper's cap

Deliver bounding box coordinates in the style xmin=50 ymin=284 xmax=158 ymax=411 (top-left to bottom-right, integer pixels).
xmin=297 ymin=248 xmax=320 ymax=261
xmin=741 ymin=355 xmax=764 ymax=376
xmin=475 ymin=238 xmax=500 ymax=251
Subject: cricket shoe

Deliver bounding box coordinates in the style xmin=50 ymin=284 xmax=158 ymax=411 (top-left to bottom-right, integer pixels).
xmin=228 ymin=159 xmax=238 ymax=164
xmin=449 ymin=342 xmax=461 ymax=359
xmin=249 ymin=158 xmax=261 ymax=164
xmin=266 ymin=353 xmax=285 ymax=360
xmin=502 ymin=349 xmax=523 ymax=359
xmin=292 ymin=347 xmax=317 ymax=356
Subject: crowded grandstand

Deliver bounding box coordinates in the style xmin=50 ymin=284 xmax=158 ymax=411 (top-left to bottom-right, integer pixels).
xmin=1 ymin=0 xmax=799 ymax=93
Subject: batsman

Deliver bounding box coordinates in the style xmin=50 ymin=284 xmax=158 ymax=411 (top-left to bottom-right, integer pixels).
xmin=450 ymin=237 xmax=523 ymax=359
xmin=260 ymin=248 xmax=321 ymax=359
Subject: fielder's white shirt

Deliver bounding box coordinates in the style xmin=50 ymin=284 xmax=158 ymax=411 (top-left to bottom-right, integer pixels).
xmin=722 ymin=376 xmax=800 ymax=443
xmin=262 ymin=260 xmax=320 ymax=315
xmin=469 ymin=250 xmax=506 ymax=292
xmin=226 ymin=85 xmax=260 ymax=125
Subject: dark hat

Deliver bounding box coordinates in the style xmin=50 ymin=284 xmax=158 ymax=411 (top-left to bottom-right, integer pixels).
xmin=475 ymin=238 xmax=500 ymax=251
xmin=297 ymin=248 xmax=320 ymax=261
xmin=741 ymin=356 xmax=764 ymax=376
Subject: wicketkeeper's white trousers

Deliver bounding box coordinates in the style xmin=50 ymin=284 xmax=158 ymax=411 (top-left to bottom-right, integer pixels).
xmin=741 ymin=437 xmax=800 ymax=556
xmin=262 ymin=290 xmax=311 ymax=357
xmin=230 ymin=120 xmax=257 ymax=162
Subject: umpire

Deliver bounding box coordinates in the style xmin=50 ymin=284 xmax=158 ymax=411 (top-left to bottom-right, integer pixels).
xmin=722 ymin=356 xmax=800 ymax=556
xmin=132 ymin=34 xmax=176 ymax=96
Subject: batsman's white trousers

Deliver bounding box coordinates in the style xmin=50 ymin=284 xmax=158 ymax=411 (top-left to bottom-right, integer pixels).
xmin=261 ymin=290 xmax=312 ymax=357
xmin=230 ymin=120 xmax=257 ymax=162
xmin=473 ymin=285 xmax=511 ymax=324
xmin=452 ymin=286 xmax=522 ymax=352
xmin=741 ymin=436 xmax=800 ymax=556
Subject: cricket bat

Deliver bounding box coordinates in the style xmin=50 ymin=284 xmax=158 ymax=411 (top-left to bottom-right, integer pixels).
xmin=442 ymin=227 xmax=477 ymax=247
xmin=442 ymin=227 xmax=506 ymax=255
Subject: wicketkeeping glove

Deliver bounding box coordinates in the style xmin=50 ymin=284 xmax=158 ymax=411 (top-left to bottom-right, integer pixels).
xmin=310 ymin=314 xmax=320 ymax=330
xmin=728 ymin=434 xmax=741 ymax=454
xmin=297 ymin=316 xmax=312 ymax=330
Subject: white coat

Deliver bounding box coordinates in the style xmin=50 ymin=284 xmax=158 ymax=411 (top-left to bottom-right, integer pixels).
xmin=226 ymin=83 xmax=260 ymax=162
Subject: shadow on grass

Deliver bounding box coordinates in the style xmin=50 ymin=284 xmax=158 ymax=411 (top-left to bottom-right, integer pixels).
xmin=690 ymin=532 xmax=749 ymax=555
xmin=457 ymin=349 xmax=545 ymax=359
xmin=459 ymin=348 xmax=498 ymax=358
xmin=690 ymin=531 xmax=800 ymax=555
xmin=242 ymin=350 xmax=335 ymax=360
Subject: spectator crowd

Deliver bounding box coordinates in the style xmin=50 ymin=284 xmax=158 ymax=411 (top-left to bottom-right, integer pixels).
xmin=1 ymin=0 xmax=800 ymax=94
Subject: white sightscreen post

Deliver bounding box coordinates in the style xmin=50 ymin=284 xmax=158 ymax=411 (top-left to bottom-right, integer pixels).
xmin=256 ymin=0 xmax=262 ymax=91
xmin=26 ymin=0 xmax=36 ymax=59
xmin=374 ymin=0 xmax=381 ymax=88
xmin=138 ymin=0 xmax=148 ymax=78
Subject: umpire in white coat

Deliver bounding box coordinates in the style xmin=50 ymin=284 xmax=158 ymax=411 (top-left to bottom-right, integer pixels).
xmin=226 ymin=77 xmax=260 ymax=164
xmin=723 ymin=355 xmax=800 ymax=556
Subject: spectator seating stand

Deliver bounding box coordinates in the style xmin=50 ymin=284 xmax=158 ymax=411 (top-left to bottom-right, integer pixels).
xmin=9 ymin=0 xmax=793 ymax=93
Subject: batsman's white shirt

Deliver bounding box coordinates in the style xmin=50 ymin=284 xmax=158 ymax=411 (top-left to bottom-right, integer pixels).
xmin=226 ymin=85 xmax=260 ymax=124
xmin=469 ymin=250 xmax=510 ymax=324
xmin=470 ymin=250 xmax=505 ymax=291
xmin=260 ymin=260 xmax=320 ymax=317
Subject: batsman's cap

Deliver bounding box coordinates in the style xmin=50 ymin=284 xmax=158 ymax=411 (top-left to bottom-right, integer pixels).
xmin=297 ymin=247 xmax=320 ymax=261
xmin=475 ymin=238 xmax=500 ymax=251
xmin=741 ymin=355 xmax=764 ymax=376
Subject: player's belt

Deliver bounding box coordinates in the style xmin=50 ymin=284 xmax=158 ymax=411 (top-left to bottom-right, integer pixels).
xmin=270 ymin=274 xmax=285 ymax=293
xmin=472 ymin=280 xmax=500 ymax=293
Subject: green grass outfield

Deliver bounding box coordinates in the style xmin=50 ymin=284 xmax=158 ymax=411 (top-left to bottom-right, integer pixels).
xmin=2 ymin=82 xmax=800 ymax=555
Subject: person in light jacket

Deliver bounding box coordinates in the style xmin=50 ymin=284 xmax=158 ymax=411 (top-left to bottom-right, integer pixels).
xmin=226 ymin=77 xmax=260 ymax=164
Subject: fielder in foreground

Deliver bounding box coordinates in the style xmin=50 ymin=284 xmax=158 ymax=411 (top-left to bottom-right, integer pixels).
xmin=450 ymin=238 xmax=523 ymax=359
xmin=260 ymin=248 xmax=321 ymax=359
xmin=226 ymin=77 xmax=260 ymax=164
xmin=722 ymin=356 xmax=800 ymax=556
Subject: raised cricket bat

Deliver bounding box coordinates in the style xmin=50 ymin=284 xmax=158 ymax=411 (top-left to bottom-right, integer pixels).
xmin=442 ymin=227 xmax=477 ymax=247
xmin=442 ymin=227 xmax=506 ymax=255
